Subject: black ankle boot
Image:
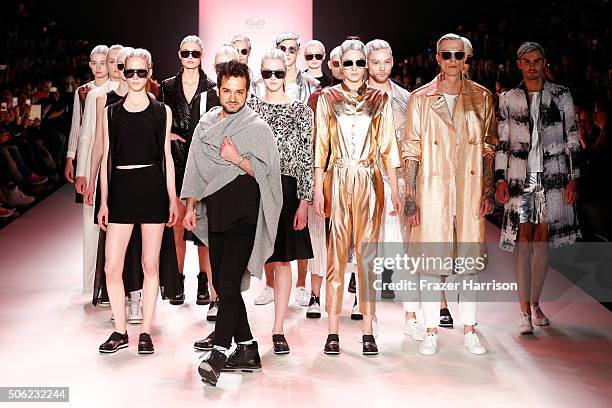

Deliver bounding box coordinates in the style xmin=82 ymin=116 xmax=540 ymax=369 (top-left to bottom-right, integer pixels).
xmin=194 ymin=331 xmax=215 ymax=351
xmin=362 ymin=334 xmax=378 ymax=355
xmin=381 ymin=268 xmax=395 ymax=300
xmin=223 ymin=341 xmax=262 ymax=372
xmin=138 ymin=333 xmax=154 ymax=354
xmin=198 ymin=349 xmax=227 ymax=386
xmin=196 ymin=272 xmax=211 ymax=305
xmin=439 ymin=308 xmax=454 ymax=328
xmin=170 ymin=274 xmax=185 ymax=305
xmin=324 ymin=334 xmax=340 ymax=355
xmin=272 ymin=334 xmax=290 ymax=355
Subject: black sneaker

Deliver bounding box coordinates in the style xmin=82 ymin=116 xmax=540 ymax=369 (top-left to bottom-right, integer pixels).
xmin=324 ymin=334 xmax=340 ymax=355
xmin=362 ymin=334 xmax=378 ymax=355
xmin=223 ymin=341 xmax=262 ymax=372
xmin=381 ymin=269 xmax=395 ymax=300
xmin=306 ymin=294 xmax=321 ymax=318
xmin=196 ymin=272 xmax=211 ymax=305
xmin=207 ymin=299 xmax=219 ymax=322
xmin=194 ymin=331 xmax=215 ymax=351
xmin=138 ymin=333 xmax=154 ymax=354
xmin=348 ymin=272 xmax=356 ymax=294
xmin=99 ymin=331 xmax=128 ymax=353
xmin=439 ymin=308 xmax=454 ymax=328
xmin=199 ymin=349 xmax=227 ymax=386
xmin=272 ymin=334 xmax=290 ymax=355
xmin=170 ymin=274 xmax=185 ymax=305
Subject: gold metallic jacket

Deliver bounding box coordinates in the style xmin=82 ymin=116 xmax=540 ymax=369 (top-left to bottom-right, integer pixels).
xmin=402 ymin=76 xmax=498 ymax=269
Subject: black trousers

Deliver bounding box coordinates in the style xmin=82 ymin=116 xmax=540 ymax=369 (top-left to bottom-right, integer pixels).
xmin=209 ymin=223 xmax=256 ymax=349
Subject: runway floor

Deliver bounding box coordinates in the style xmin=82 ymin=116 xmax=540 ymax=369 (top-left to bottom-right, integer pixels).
xmin=0 ymin=185 xmax=611 ymax=407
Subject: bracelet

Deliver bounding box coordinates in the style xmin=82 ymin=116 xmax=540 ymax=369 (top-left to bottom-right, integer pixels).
xmin=234 ymin=156 xmax=245 ymax=166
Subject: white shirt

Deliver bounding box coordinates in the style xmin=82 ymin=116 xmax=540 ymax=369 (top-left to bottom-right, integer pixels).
xmin=527 ymin=92 xmax=543 ymax=173
xmin=66 ymin=81 xmax=106 ymax=159
xmin=443 ymin=92 xmax=458 ymax=119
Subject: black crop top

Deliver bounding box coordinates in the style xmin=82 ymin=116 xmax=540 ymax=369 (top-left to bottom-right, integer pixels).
xmin=112 ymin=103 xmax=160 ymax=166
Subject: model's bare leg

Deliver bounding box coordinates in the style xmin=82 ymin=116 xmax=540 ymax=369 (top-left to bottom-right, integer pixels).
xmin=530 ymin=223 xmax=549 ymax=308
xmin=296 ymin=259 xmax=308 ymax=288
xmin=105 ymin=223 xmax=134 ymax=334
xmin=310 ymin=274 xmax=323 ymax=297
xmin=140 ymin=223 xmax=164 ymax=334
xmin=198 ymin=245 xmax=217 ymax=299
xmin=173 ymin=197 xmax=187 ymax=274
xmin=272 ymin=262 xmax=292 ymax=334
xmin=516 ymin=223 xmax=534 ymax=314
xmin=264 ymin=263 xmax=275 ymax=288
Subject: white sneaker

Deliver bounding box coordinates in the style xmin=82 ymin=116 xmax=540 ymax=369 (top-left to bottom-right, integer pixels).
xmin=531 ymin=305 xmax=550 ymax=326
xmin=463 ymin=331 xmax=487 ymax=355
xmin=295 ymin=286 xmax=310 ymax=306
xmin=403 ymin=318 xmax=425 ymax=341
xmin=7 ymin=187 xmax=34 ymax=206
xmin=127 ymin=298 xmax=143 ymax=324
xmin=254 ymin=286 xmax=274 ymax=305
xmin=418 ymin=332 xmax=438 ymax=355
xmin=518 ymin=313 xmax=534 ymax=335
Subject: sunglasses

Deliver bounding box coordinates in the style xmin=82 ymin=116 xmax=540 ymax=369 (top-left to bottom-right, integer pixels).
xmin=305 ymin=53 xmax=324 ymax=61
xmin=117 ymin=63 xmax=125 ymax=71
xmin=261 ymin=69 xmax=287 ymax=79
xmin=180 ymin=50 xmax=202 ymax=59
xmin=440 ymin=51 xmax=465 ymax=61
xmin=331 ymin=60 xmax=340 ymax=68
xmin=236 ymin=48 xmax=249 ymax=56
xmin=124 ymin=69 xmax=149 ymax=79
xmin=278 ymin=45 xmax=298 ymax=54
xmin=465 ymin=56 xmax=473 ymax=65
xmin=342 ymin=59 xmax=366 ymax=69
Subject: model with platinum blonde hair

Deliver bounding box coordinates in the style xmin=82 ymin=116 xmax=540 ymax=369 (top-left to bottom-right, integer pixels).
xmin=303 ymin=39 xmax=331 ymax=88
xmin=159 ymin=34 xmax=217 ymax=313
xmin=461 ymin=37 xmax=474 ymax=78
xmin=215 ymin=44 xmax=240 ymax=66
xmin=231 ymin=34 xmax=252 ymax=65
xmin=260 ymin=48 xmax=288 ymax=70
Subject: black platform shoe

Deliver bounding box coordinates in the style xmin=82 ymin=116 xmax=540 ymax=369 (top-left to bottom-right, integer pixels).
xmin=99 ymin=331 xmax=128 ymax=353
xmin=348 ymin=272 xmax=356 ymax=294
xmin=198 ymin=349 xmax=227 ymax=387
xmin=223 ymin=341 xmax=262 ymax=372
xmin=194 ymin=331 xmax=215 ymax=351
xmin=272 ymin=334 xmax=290 ymax=355
xmin=196 ymin=272 xmax=211 ymax=305
xmin=381 ymin=269 xmax=396 ymax=300
xmin=138 ymin=333 xmax=154 ymax=354
xmin=439 ymin=308 xmax=454 ymax=328
xmin=362 ymin=334 xmax=378 ymax=355
xmin=170 ymin=274 xmax=185 ymax=305
xmin=324 ymin=334 xmax=340 ymax=355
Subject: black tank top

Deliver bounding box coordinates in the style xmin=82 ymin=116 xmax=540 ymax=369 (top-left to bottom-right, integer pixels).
xmin=112 ymin=103 xmax=160 ymax=166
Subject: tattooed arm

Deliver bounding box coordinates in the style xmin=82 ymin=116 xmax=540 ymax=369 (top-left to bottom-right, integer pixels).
xmin=404 ymin=160 xmax=420 ymax=225
xmin=480 ymin=152 xmax=495 ymax=216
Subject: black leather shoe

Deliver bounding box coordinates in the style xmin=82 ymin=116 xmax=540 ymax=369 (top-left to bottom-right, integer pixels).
xmin=362 ymin=335 xmax=378 ymax=355
xmin=439 ymin=308 xmax=454 ymax=328
xmin=198 ymin=349 xmax=227 ymax=387
xmin=324 ymin=334 xmax=340 ymax=355
xmin=99 ymin=331 xmax=128 ymax=353
xmin=170 ymin=274 xmax=185 ymax=305
xmin=348 ymin=272 xmax=356 ymax=293
xmin=194 ymin=331 xmax=215 ymax=351
xmin=206 ymin=299 xmax=219 ymax=322
xmin=381 ymin=269 xmax=395 ymax=300
xmin=223 ymin=341 xmax=262 ymax=372
xmin=272 ymin=334 xmax=290 ymax=355
xmin=138 ymin=333 xmax=154 ymax=354
xmin=196 ymin=272 xmax=211 ymax=305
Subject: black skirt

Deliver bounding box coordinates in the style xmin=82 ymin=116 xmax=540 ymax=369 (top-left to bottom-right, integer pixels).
xmin=267 ymin=175 xmax=314 ymax=263
xmin=108 ymin=165 xmax=168 ymax=224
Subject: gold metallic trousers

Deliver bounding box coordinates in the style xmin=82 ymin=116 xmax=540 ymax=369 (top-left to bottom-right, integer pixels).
xmin=325 ymin=159 xmax=384 ymax=316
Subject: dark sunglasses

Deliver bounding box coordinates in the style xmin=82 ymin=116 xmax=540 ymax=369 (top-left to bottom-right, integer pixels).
xmin=117 ymin=63 xmax=125 ymax=71
xmin=124 ymin=69 xmax=149 ymax=79
xmin=342 ymin=59 xmax=366 ymax=69
xmin=465 ymin=56 xmax=473 ymax=65
xmin=278 ymin=45 xmax=298 ymax=54
xmin=261 ymin=69 xmax=287 ymax=79
xmin=331 ymin=60 xmax=340 ymax=68
xmin=180 ymin=50 xmax=202 ymax=59
xmin=440 ymin=51 xmax=465 ymax=61
xmin=305 ymin=53 xmax=324 ymax=61
xmin=237 ymin=48 xmax=249 ymax=56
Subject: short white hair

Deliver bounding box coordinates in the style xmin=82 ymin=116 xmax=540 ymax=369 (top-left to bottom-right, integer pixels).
xmin=365 ymin=39 xmax=392 ymax=57
xmin=461 ymin=37 xmax=473 ymax=55
xmin=304 ymin=39 xmax=325 ymax=53
xmin=180 ymin=35 xmax=204 ymax=51
xmin=436 ymin=33 xmax=463 ymax=53
xmin=90 ymin=45 xmax=108 ymax=60
xmin=117 ymin=47 xmax=134 ymax=64
xmin=108 ymin=44 xmax=124 ymax=53
xmin=340 ymin=39 xmax=366 ymax=60
xmin=276 ymin=31 xmax=300 ymax=47
xmin=125 ymin=48 xmax=153 ymax=68
xmin=215 ymin=44 xmax=239 ymax=62
xmin=329 ymin=46 xmax=342 ymax=60
xmin=231 ymin=34 xmax=251 ymax=49
xmin=261 ymin=48 xmax=288 ymax=70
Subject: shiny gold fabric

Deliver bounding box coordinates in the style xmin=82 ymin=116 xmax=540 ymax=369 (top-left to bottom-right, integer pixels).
xmin=401 ymin=76 xmax=498 ymax=272
xmin=315 ymin=83 xmax=401 ymax=315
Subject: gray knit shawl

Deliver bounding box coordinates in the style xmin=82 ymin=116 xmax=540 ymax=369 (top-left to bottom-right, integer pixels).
xmin=181 ymin=105 xmax=282 ymax=291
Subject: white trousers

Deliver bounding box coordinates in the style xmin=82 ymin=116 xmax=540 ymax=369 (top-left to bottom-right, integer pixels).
xmin=307 ymin=206 xmax=327 ymax=277
xmin=82 ymin=203 xmax=100 ymax=293
xmin=421 ymin=274 xmax=478 ymax=328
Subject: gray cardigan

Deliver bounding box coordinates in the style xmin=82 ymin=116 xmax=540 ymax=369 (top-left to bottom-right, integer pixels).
xmin=181 ymin=105 xmax=282 ymax=291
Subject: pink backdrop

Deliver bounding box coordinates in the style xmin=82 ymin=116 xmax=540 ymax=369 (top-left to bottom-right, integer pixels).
xmin=199 ymin=0 xmax=313 ymax=78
